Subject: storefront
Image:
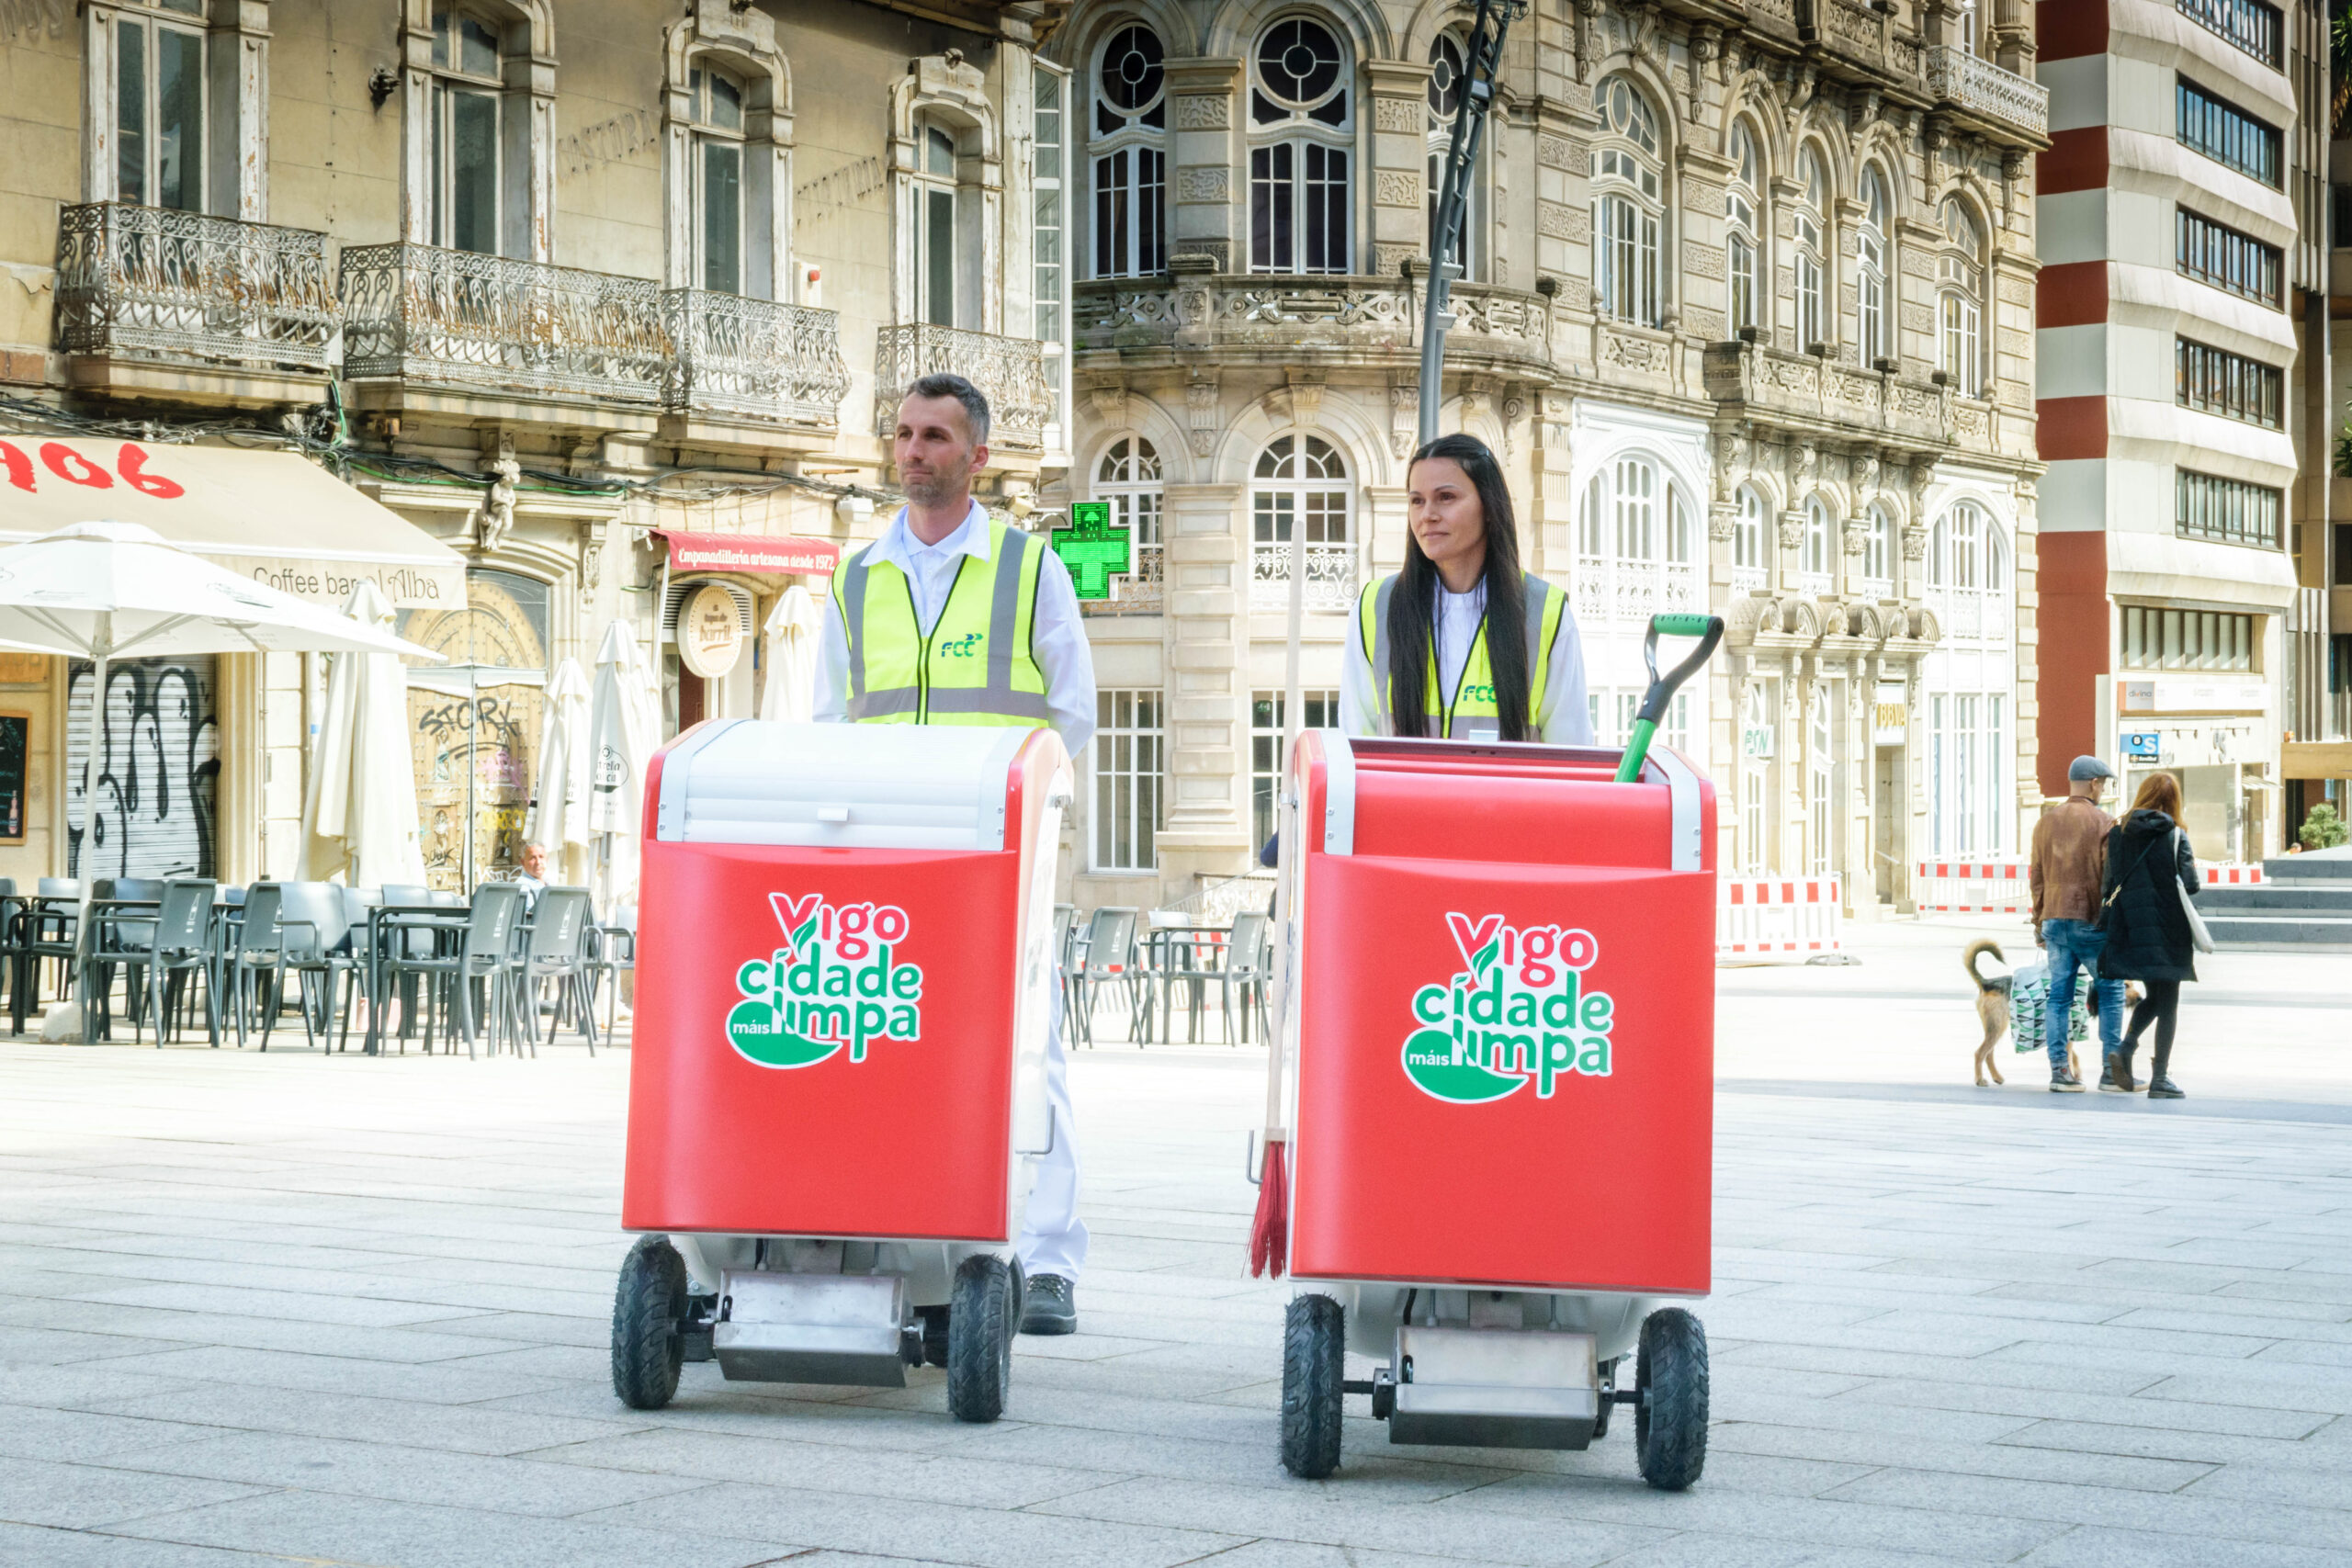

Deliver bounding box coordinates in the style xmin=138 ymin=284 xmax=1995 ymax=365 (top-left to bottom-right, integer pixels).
xmin=652 ymin=529 xmax=838 ymax=731
xmin=0 ymin=437 xmax=465 ymax=889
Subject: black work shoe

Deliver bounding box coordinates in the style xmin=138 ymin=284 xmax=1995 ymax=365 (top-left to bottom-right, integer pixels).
xmin=2147 ymin=1077 xmax=2185 ymax=1100
xmin=1020 ymin=1273 xmax=1076 ymax=1336
xmin=2050 ymin=1069 xmax=2086 ymax=1093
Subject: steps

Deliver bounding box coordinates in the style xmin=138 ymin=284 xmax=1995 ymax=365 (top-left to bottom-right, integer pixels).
xmin=2202 ymin=847 xmax=2352 ymax=951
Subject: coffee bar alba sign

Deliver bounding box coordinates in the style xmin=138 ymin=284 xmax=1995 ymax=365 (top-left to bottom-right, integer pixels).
xmin=0 ymin=438 xmax=465 ymax=609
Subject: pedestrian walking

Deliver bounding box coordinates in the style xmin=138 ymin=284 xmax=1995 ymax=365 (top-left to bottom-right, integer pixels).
xmin=2097 ymin=773 xmax=2202 ymax=1100
xmin=2027 ymin=756 xmax=2127 ymax=1092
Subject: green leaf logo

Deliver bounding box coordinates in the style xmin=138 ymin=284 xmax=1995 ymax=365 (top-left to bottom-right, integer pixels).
xmin=1400 ymin=1027 xmax=1528 ymax=1102
xmin=726 ymin=998 xmax=841 ymax=1069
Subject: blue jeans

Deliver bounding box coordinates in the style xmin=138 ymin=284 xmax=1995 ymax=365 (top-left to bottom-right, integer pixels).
xmin=2041 ymin=919 xmax=2125 ymax=1070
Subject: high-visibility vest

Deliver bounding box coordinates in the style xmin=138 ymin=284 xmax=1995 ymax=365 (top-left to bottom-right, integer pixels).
xmin=832 ymin=517 xmax=1051 ymax=728
xmin=1355 ymin=571 xmax=1566 ymax=739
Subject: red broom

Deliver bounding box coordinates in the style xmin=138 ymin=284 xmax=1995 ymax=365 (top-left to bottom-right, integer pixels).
xmin=1248 ymin=1134 xmax=1288 ymax=1278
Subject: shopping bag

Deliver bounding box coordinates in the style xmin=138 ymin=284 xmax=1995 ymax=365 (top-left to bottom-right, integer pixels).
xmin=2009 ymin=959 xmax=2092 ymax=1052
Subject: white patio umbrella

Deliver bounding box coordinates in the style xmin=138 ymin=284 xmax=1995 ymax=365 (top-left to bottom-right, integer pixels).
xmin=758 ymin=582 xmax=822 ymax=722
xmin=586 ymin=619 xmax=661 ymax=915
xmin=299 ymin=580 xmax=429 ymax=888
xmin=526 ymin=657 xmax=594 ymax=885
xmin=0 ymin=521 xmax=438 ymax=1040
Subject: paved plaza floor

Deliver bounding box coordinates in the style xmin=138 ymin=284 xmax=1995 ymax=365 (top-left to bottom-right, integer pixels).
xmin=1 ymin=919 xmax=2348 ymax=1567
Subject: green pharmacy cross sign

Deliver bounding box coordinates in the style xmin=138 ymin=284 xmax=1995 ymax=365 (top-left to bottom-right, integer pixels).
xmin=1050 ymin=501 xmax=1131 ymax=600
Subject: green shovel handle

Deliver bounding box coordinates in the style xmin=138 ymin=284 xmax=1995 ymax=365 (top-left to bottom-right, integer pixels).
xmin=1614 ymin=613 xmax=1726 ymax=783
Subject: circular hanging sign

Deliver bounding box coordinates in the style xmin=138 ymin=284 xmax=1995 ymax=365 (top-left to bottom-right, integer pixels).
xmin=679 ymin=584 xmax=743 ymax=678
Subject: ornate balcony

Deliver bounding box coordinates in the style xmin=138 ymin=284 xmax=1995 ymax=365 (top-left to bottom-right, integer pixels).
xmin=662 ymin=289 xmax=849 ymax=443
xmin=1074 ymin=274 xmax=1551 ymax=377
xmin=339 ymin=243 xmax=667 ymax=422
xmin=53 ymin=202 xmax=338 ymax=402
xmin=1795 ymin=0 xmax=1922 ymax=87
xmin=1250 ymin=542 xmax=1356 ymax=615
xmin=873 ymin=322 xmax=1049 ymax=456
xmin=1925 ymin=46 xmax=2050 ymax=146
xmin=1702 ymin=342 xmax=2028 ymax=463
xmin=1080 ymin=542 xmax=1164 ymax=616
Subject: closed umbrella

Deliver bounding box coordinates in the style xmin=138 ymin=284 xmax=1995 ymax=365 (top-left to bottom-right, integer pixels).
xmin=300 ymin=581 xmax=429 ymax=888
xmin=759 ymin=582 xmax=822 ymax=723
xmin=527 ymin=657 xmax=594 ymax=886
xmin=0 ymin=521 xmax=438 ymax=1040
xmin=587 ymin=620 xmax=660 ymax=914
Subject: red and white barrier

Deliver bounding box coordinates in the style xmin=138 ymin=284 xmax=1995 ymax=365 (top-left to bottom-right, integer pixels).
xmin=1717 ymin=877 xmax=1842 ymax=959
xmin=2203 ymin=863 xmax=2264 ymax=886
xmin=1914 ymin=860 xmax=2030 ymax=914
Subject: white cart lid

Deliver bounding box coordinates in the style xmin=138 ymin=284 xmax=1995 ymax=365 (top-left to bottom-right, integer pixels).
xmin=654 ymin=720 xmax=1031 ymax=852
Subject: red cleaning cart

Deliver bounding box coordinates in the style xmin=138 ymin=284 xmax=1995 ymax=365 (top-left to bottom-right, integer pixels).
xmin=1261 ymin=728 xmax=1718 ymax=1486
xmin=612 ymin=720 xmax=1069 ymax=1424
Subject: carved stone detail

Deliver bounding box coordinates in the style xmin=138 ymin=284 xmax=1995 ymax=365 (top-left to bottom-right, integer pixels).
xmin=1374 ymin=170 xmax=1420 ymax=209
xmin=1176 ymin=166 xmax=1228 ymax=203
xmin=1173 ymin=94 xmax=1228 ymax=129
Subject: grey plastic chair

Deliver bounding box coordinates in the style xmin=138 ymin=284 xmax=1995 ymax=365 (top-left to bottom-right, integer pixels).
xmin=514 ymin=886 xmax=596 ymax=1055
xmin=274 ymin=882 xmax=361 ymax=1051
xmin=382 ymin=883 xmax=524 ymax=1058
xmin=1069 ymin=907 xmax=1140 ymax=1048
xmin=1221 ymin=909 xmax=1272 ymax=1045
xmin=124 ymin=879 xmax=221 ymax=1048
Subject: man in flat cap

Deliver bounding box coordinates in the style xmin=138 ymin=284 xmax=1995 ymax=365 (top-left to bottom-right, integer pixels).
xmin=2028 ymin=755 xmax=2127 ymax=1092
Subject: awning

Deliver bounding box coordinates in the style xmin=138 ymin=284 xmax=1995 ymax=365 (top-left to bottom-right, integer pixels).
xmin=657 ymin=528 xmax=839 ymax=576
xmin=0 ymin=437 xmax=466 ymax=609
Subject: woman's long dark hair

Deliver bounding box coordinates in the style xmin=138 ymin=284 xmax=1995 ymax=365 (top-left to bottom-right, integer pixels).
xmin=1387 ymin=434 xmax=1532 ymax=739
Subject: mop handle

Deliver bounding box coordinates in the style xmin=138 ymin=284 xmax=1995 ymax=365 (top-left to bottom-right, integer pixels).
xmin=1613 ymin=613 xmax=1724 ymax=784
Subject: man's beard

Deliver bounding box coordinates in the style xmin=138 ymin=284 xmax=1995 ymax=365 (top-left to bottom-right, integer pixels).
xmin=902 ymin=468 xmax=956 ymax=506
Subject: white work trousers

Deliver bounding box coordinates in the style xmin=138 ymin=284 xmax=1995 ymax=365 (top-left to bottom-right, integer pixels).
xmin=1016 ymin=976 xmax=1087 ymax=1282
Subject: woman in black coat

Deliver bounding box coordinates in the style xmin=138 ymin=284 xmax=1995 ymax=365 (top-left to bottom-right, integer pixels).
xmin=2097 ymin=771 xmax=2200 ymax=1100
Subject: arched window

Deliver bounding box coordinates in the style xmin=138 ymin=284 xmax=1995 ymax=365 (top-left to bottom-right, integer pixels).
xmin=1591 ymin=76 xmax=1663 ymax=326
xmin=1726 ymin=121 xmax=1762 ymax=333
xmin=1426 ymin=33 xmax=1476 ymax=278
xmin=1862 ymin=502 xmax=1894 ymax=595
xmin=1792 ymin=145 xmax=1827 ymax=353
xmin=1249 ymin=17 xmax=1351 ymax=274
xmin=1808 ymin=685 xmax=1834 ymax=875
xmin=1740 ymin=683 xmax=1770 ymax=874
xmin=1734 ymin=484 xmax=1768 ymax=592
xmin=1576 ymin=454 xmax=1699 ymax=624
xmin=428 ymin=5 xmax=507 ymax=254
xmin=685 ymin=63 xmax=747 ymax=294
xmin=1938 ymin=197 xmax=1985 ymax=397
xmin=1091 ymin=23 xmax=1167 ymax=277
xmin=1086 ymin=436 xmax=1165 ymax=615
xmin=1858 ymin=165 xmax=1890 ymax=364
xmin=1251 ymin=434 xmax=1354 ymax=610
xmin=1800 ymin=495 xmax=1833 ymax=592
xmin=1928 ymin=501 xmax=2011 ymax=641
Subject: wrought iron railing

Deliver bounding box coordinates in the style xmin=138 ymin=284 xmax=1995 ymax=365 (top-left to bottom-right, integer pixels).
xmin=53 ymin=202 xmax=338 ymax=372
xmin=1575 ymin=558 xmax=1701 ymax=622
xmin=339 ymin=243 xmax=667 ymax=405
xmin=1250 ymin=543 xmax=1355 ymax=614
xmin=872 ymin=322 xmax=1049 ymax=452
xmin=1925 ymin=47 xmax=2049 ymax=138
xmin=662 ymin=289 xmax=849 ymax=429
xmin=1080 ymin=543 xmax=1165 ymax=616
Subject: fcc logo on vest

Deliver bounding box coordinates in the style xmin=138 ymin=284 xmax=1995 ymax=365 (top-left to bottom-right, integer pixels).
xmin=1400 ymin=913 xmax=1616 ymax=1104
xmin=727 ymin=893 xmax=928 ymax=1069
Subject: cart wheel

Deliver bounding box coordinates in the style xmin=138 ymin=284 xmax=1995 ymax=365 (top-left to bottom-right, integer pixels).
xmin=1280 ymin=1294 xmax=1345 ymax=1480
xmin=947 ymin=1254 xmax=1014 ymax=1423
xmin=921 ymin=1305 xmax=951 ymax=1368
xmin=611 ymin=1234 xmax=688 ymax=1410
xmin=1634 ymin=1308 xmax=1708 ymax=1491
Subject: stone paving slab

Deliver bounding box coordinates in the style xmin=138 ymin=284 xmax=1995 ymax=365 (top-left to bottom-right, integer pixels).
xmin=2 ymin=924 xmax=2349 ymax=1568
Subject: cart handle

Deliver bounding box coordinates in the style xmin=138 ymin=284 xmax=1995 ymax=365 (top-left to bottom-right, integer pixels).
xmin=1614 ymin=613 xmax=1725 ymax=784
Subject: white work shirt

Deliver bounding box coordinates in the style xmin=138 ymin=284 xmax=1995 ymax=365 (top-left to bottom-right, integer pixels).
xmin=1340 ymin=571 xmax=1595 ymax=745
xmin=814 ymin=499 xmax=1099 ymax=760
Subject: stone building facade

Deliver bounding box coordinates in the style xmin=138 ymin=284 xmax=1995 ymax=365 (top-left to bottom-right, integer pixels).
xmin=1046 ymin=0 xmax=2048 ymax=911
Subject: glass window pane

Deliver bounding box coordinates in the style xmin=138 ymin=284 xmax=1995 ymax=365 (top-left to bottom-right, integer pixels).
xmin=927 ymin=127 xmax=955 ymax=176
xmin=701 ymin=141 xmax=741 ymax=294
xmin=926 ymin=186 xmax=955 ymax=326
xmin=116 ymin=20 xmax=147 ymax=207
xmin=156 ymin=26 xmax=205 ymax=212
xmin=708 ymin=71 xmax=742 ymax=131
xmin=450 ymin=88 xmax=500 ymax=255
xmin=460 ymin=15 xmax=500 ymax=76
xmin=432 ymin=5 xmax=451 ymax=69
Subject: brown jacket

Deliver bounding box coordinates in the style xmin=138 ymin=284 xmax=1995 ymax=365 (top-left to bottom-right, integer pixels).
xmin=2030 ymin=794 xmax=2114 ymax=924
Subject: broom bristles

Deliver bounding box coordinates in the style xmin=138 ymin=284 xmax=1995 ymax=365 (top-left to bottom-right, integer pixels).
xmin=1248 ymin=1137 xmax=1289 ymax=1278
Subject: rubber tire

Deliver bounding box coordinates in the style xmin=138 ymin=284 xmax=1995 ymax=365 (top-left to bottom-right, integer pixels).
xmin=921 ymin=1304 xmax=951 ymax=1368
xmin=946 ymin=1254 xmax=1014 ymax=1423
xmin=1280 ymin=1293 xmax=1345 ymax=1480
xmin=1634 ymin=1307 xmax=1708 ymax=1491
xmin=611 ymin=1234 xmax=687 ymax=1410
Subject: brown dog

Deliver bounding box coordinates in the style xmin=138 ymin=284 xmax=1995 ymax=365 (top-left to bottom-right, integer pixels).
xmin=1966 ymin=941 xmax=2140 ymax=1088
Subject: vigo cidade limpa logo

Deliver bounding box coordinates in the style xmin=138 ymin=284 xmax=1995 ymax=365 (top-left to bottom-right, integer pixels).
xmin=1401 ymin=913 xmax=1616 ymax=1104
xmin=727 ymin=893 xmax=927 ymax=1069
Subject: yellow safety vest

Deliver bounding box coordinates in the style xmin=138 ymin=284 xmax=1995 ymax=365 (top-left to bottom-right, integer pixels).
xmin=832 ymin=517 xmax=1051 ymax=728
xmin=1355 ymin=571 xmax=1566 ymax=739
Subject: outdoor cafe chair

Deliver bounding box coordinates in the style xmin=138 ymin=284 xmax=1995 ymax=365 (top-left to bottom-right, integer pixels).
xmin=1220 ymin=908 xmax=1272 ymax=1045
xmin=584 ymin=900 xmax=636 ymax=1038
xmin=512 ymin=886 xmax=597 ymax=1056
xmin=1068 ymin=906 xmax=1141 ymax=1048
xmin=113 ymin=879 xmax=221 ymax=1049
xmin=380 ymin=882 xmax=524 ymax=1059
xmin=1148 ymin=915 xmax=1231 ymax=1045
xmin=272 ymin=882 xmax=364 ymax=1052
xmin=12 ymin=877 xmax=81 ymax=1034
xmin=222 ymin=883 xmax=292 ymax=1049
xmin=85 ymin=877 xmax=166 ymax=1040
